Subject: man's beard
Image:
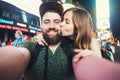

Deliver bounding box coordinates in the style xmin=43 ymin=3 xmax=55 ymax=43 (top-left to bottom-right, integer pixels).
xmin=43 ymin=28 xmax=62 ymax=45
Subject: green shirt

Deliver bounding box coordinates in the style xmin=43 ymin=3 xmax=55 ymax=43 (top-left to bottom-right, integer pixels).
xmin=18 ymin=41 xmax=76 ymax=80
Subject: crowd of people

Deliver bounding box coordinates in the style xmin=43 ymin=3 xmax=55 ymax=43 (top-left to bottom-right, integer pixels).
xmin=101 ymin=35 xmax=120 ymax=62
xmin=0 ymin=1 xmax=120 ymax=80
xmin=0 ymin=30 xmax=37 ymax=47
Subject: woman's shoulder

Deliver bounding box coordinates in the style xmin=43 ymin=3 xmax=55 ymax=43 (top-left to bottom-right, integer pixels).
xmin=91 ymin=37 xmax=102 ymax=57
xmin=91 ymin=37 xmax=101 ymax=46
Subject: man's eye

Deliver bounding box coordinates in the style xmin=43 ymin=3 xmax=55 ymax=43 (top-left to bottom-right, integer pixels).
xmin=54 ymin=20 xmax=61 ymax=24
xmin=44 ymin=21 xmax=49 ymax=24
xmin=55 ymin=21 xmax=60 ymax=24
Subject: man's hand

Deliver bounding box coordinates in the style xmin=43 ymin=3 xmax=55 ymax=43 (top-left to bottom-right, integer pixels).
xmin=0 ymin=46 xmax=30 ymax=80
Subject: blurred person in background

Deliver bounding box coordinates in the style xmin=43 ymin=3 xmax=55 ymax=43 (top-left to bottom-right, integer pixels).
xmin=104 ymin=42 xmax=114 ymax=61
xmin=12 ymin=30 xmax=25 ymax=47
xmin=7 ymin=38 xmax=13 ymax=46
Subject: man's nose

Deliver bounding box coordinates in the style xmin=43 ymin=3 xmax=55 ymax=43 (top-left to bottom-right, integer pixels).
xmin=49 ymin=22 xmax=55 ymax=28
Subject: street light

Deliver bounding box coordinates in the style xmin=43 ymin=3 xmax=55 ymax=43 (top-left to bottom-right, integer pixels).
xmin=62 ymin=3 xmax=75 ymax=11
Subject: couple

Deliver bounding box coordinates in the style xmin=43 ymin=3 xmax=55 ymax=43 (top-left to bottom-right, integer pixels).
xmin=0 ymin=2 xmax=120 ymax=80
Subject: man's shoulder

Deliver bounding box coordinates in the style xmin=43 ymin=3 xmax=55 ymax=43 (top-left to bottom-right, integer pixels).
xmin=18 ymin=41 xmax=36 ymax=46
xmin=18 ymin=41 xmax=38 ymax=53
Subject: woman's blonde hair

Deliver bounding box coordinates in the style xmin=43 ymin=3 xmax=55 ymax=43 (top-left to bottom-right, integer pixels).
xmin=63 ymin=7 xmax=95 ymax=49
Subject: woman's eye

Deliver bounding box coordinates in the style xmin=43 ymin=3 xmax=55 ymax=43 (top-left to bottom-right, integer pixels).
xmin=66 ymin=21 xmax=69 ymax=24
xmin=65 ymin=19 xmax=70 ymax=24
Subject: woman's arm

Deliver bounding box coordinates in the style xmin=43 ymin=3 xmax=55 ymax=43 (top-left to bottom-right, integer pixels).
xmin=73 ymin=38 xmax=102 ymax=63
xmin=36 ymin=33 xmax=48 ymax=46
xmin=90 ymin=37 xmax=102 ymax=57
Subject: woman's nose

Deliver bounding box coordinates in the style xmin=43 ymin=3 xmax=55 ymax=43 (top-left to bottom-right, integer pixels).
xmin=60 ymin=22 xmax=64 ymax=27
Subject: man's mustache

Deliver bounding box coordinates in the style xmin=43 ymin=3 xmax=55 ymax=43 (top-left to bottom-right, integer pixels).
xmin=47 ymin=28 xmax=58 ymax=32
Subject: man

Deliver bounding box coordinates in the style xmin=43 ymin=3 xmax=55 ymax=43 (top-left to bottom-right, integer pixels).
xmin=0 ymin=2 xmax=76 ymax=80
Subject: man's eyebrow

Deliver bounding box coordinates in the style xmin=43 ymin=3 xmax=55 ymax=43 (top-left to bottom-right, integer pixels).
xmin=53 ymin=19 xmax=61 ymax=21
xmin=43 ymin=19 xmax=50 ymax=21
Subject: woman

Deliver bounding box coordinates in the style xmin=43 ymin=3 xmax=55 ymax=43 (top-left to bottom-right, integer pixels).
xmin=61 ymin=7 xmax=101 ymax=59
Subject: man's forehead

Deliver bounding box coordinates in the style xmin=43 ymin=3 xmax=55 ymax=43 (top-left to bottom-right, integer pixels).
xmin=42 ymin=12 xmax=61 ymax=21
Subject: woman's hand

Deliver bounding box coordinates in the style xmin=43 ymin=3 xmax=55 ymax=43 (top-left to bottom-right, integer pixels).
xmin=36 ymin=33 xmax=48 ymax=46
xmin=73 ymin=49 xmax=94 ymax=63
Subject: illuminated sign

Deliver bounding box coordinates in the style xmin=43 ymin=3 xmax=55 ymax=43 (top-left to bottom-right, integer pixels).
xmin=28 ymin=25 xmax=41 ymax=31
xmin=16 ymin=22 xmax=27 ymax=27
xmin=0 ymin=18 xmax=14 ymax=25
xmin=0 ymin=24 xmax=28 ymax=32
xmin=0 ymin=5 xmax=22 ymax=22
xmin=30 ymin=30 xmax=36 ymax=33
xmin=0 ymin=1 xmax=41 ymax=34
xmin=0 ymin=24 xmax=12 ymax=29
xmin=36 ymin=31 xmax=42 ymax=34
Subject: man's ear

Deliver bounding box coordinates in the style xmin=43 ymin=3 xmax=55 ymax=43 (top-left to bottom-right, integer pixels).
xmin=41 ymin=21 xmax=43 ymax=29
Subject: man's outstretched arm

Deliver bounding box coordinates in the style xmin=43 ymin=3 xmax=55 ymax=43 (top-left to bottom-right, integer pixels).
xmin=0 ymin=46 xmax=31 ymax=80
